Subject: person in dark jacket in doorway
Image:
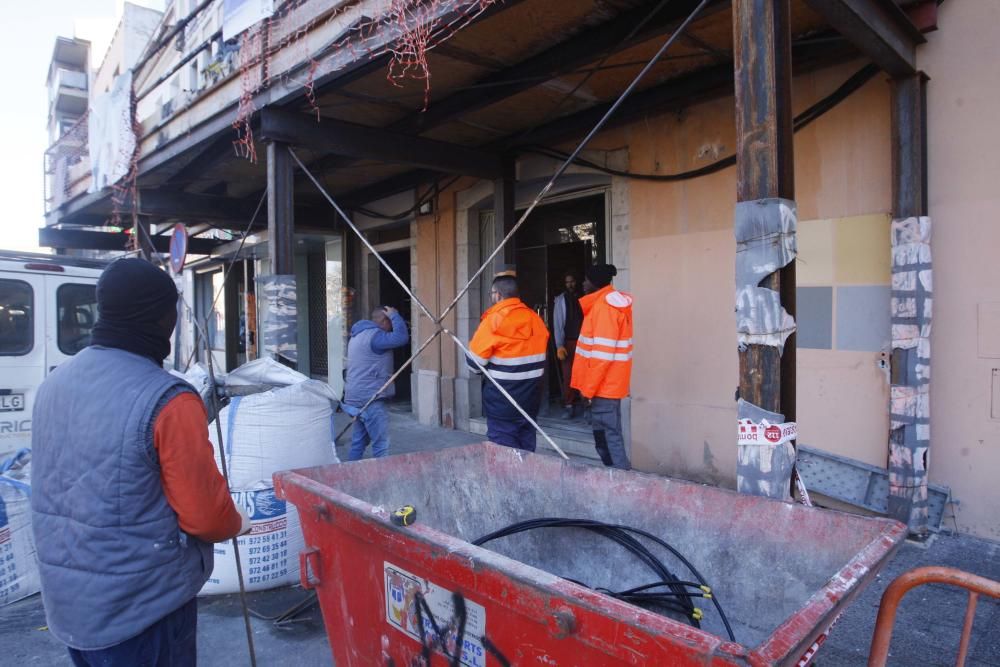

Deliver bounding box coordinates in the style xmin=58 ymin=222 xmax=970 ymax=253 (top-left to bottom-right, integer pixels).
xmin=343 ymin=306 xmax=410 ymax=460
xmin=553 ymin=270 xmax=584 ymax=418
xmin=31 ymin=258 xmax=250 ymax=667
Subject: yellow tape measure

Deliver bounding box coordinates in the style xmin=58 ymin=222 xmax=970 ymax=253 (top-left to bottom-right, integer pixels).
xmin=392 ymin=505 xmax=417 ymax=527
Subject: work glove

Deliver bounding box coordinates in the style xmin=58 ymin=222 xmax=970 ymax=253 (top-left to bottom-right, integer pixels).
xmin=556 ymin=346 xmax=568 ymax=361
xmin=237 ymin=503 xmax=253 ymax=536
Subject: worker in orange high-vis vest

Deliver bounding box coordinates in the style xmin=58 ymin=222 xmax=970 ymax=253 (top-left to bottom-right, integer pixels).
xmin=467 ymin=275 xmax=550 ymax=452
xmin=571 ymin=263 xmax=633 ymax=469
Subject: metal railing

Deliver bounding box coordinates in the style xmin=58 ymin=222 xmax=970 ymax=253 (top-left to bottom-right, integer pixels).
xmin=868 ymin=566 xmax=1000 ymax=667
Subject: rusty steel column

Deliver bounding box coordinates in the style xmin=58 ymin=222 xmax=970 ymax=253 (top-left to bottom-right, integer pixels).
xmin=262 ymin=141 xmax=298 ymax=366
xmin=267 ymin=141 xmax=296 ymax=275
xmin=733 ymin=0 xmax=796 ymax=413
xmin=732 ymin=0 xmax=798 ymax=498
xmin=493 ymin=155 xmax=516 ymax=275
xmin=888 ymin=73 xmax=931 ymax=534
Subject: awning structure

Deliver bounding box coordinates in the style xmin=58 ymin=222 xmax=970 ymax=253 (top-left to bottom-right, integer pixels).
xmin=41 ymin=0 xmax=937 ymax=533
xmin=42 ymin=0 xmax=932 ymax=256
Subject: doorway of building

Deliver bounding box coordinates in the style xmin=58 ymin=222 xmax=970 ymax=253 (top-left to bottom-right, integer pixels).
xmin=377 ymin=248 xmax=412 ymax=403
xmin=512 ymin=192 xmax=607 ymax=417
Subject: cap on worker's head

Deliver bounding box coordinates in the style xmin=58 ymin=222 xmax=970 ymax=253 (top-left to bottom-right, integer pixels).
xmin=493 ymin=264 xmax=517 ymax=279
xmin=586 ymin=263 xmax=618 ymax=289
xmin=91 ymin=258 xmax=179 ymax=364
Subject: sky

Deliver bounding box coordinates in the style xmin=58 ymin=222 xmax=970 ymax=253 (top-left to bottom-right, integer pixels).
xmin=0 ymin=0 xmax=164 ymax=253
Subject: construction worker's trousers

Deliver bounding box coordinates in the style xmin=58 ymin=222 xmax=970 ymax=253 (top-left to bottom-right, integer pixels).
xmin=486 ymin=416 xmax=537 ymax=452
xmin=591 ymin=397 xmax=631 ymax=469
xmin=68 ymin=597 xmax=196 ymax=667
xmin=344 ymin=400 xmax=390 ymax=461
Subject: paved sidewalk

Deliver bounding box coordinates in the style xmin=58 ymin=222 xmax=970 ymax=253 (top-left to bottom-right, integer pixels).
xmin=3 ymin=407 xmax=997 ymax=666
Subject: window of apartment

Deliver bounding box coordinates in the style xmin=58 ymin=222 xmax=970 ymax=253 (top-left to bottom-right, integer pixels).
xmin=57 ymin=283 xmax=98 ymax=355
xmin=0 ymin=280 xmax=33 ymax=356
xmin=188 ymin=60 xmax=199 ymax=92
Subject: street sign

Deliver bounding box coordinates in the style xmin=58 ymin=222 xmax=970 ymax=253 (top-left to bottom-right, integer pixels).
xmin=169 ymin=224 xmax=188 ymax=273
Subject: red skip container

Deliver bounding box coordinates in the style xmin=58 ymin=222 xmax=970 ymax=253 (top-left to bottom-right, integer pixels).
xmin=274 ymin=444 xmax=905 ymax=666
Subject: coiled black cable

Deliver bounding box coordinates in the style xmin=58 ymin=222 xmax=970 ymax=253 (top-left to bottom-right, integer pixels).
xmin=473 ymin=517 xmax=736 ymax=642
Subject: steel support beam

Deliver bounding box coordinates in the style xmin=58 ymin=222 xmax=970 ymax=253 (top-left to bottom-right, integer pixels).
xmin=340 ymin=170 xmax=440 ymax=211
xmin=266 ymin=142 xmax=295 ymax=275
xmin=260 ymin=109 xmax=503 ymax=179
xmin=891 ymin=74 xmax=928 ymax=219
xmin=493 ymin=156 xmax=516 ymax=275
xmin=339 ymin=36 xmax=859 ymax=209
xmin=733 ymin=0 xmax=796 ymax=416
xmin=888 ymin=72 xmax=929 ymax=533
xmin=38 ymin=227 xmax=224 ymax=254
xmin=803 ymin=0 xmax=924 ymax=76
xmin=138 ymin=189 xmax=259 ymax=221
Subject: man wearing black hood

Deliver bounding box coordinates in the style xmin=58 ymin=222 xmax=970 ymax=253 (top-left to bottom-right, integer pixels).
xmin=31 ymin=259 xmax=249 ymax=666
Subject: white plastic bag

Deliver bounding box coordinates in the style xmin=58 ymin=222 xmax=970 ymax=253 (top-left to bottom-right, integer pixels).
xmin=0 ymin=450 xmax=40 ymax=606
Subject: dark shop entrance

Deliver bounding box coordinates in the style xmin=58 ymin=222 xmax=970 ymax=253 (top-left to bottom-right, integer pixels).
xmin=512 ymin=192 xmax=607 ymax=414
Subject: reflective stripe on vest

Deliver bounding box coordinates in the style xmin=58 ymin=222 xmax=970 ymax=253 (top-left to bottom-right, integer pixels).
xmin=576 ymin=348 xmax=633 ymax=362
xmin=578 ymin=335 xmax=633 ymax=349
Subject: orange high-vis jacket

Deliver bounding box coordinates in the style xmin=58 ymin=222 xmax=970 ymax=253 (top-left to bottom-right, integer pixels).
xmin=466 ymin=297 xmax=549 ymax=420
xmin=571 ymin=285 xmax=634 ymax=399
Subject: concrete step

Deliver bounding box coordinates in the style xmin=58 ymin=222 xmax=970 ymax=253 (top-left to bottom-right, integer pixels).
xmin=468 ymin=417 xmax=601 ymax=464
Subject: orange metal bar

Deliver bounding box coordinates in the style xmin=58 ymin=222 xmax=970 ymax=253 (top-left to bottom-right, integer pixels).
xmin=955 ymin=591 xmax=979 ymax=667
xmin=868 ymin=566 xmax=1000 ymax=667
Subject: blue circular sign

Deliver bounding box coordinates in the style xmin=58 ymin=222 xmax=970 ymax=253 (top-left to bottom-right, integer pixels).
xmin=169 ymin=224 xmax=188 ymax=273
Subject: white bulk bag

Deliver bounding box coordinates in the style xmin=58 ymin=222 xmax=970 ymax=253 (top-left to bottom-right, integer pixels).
xmin=200 ymin=482 xmax=307 ymax=595
xmin=0 ymin=450 xmax=40 ymax=606
xmin=201 ymin=359 xmax=338 ymax=595
xmin=209 ymin=381 xmax=338 ymax=489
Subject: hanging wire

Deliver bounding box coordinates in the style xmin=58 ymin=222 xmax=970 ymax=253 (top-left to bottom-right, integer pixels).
xmin=520 ymin=63 xmax=881 ymax=183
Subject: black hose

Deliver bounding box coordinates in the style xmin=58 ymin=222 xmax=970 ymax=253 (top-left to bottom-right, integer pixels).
xmin=473 ymin=517 xmax=736 ymax=641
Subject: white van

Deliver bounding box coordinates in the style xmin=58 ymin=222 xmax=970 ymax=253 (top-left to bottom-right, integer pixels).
xmin=0 ymin=251 xmax=106 ymax=459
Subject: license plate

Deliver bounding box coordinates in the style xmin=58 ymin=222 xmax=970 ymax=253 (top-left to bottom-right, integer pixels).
xmin=0 ymin=392 xmax=25 ymax=413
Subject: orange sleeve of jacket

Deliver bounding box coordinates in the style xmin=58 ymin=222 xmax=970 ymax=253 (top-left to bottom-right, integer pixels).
xmin=154 ymin=393 xmax=242 ymax=543
xmin=467 ymin=315 xmax=498 ymax=369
